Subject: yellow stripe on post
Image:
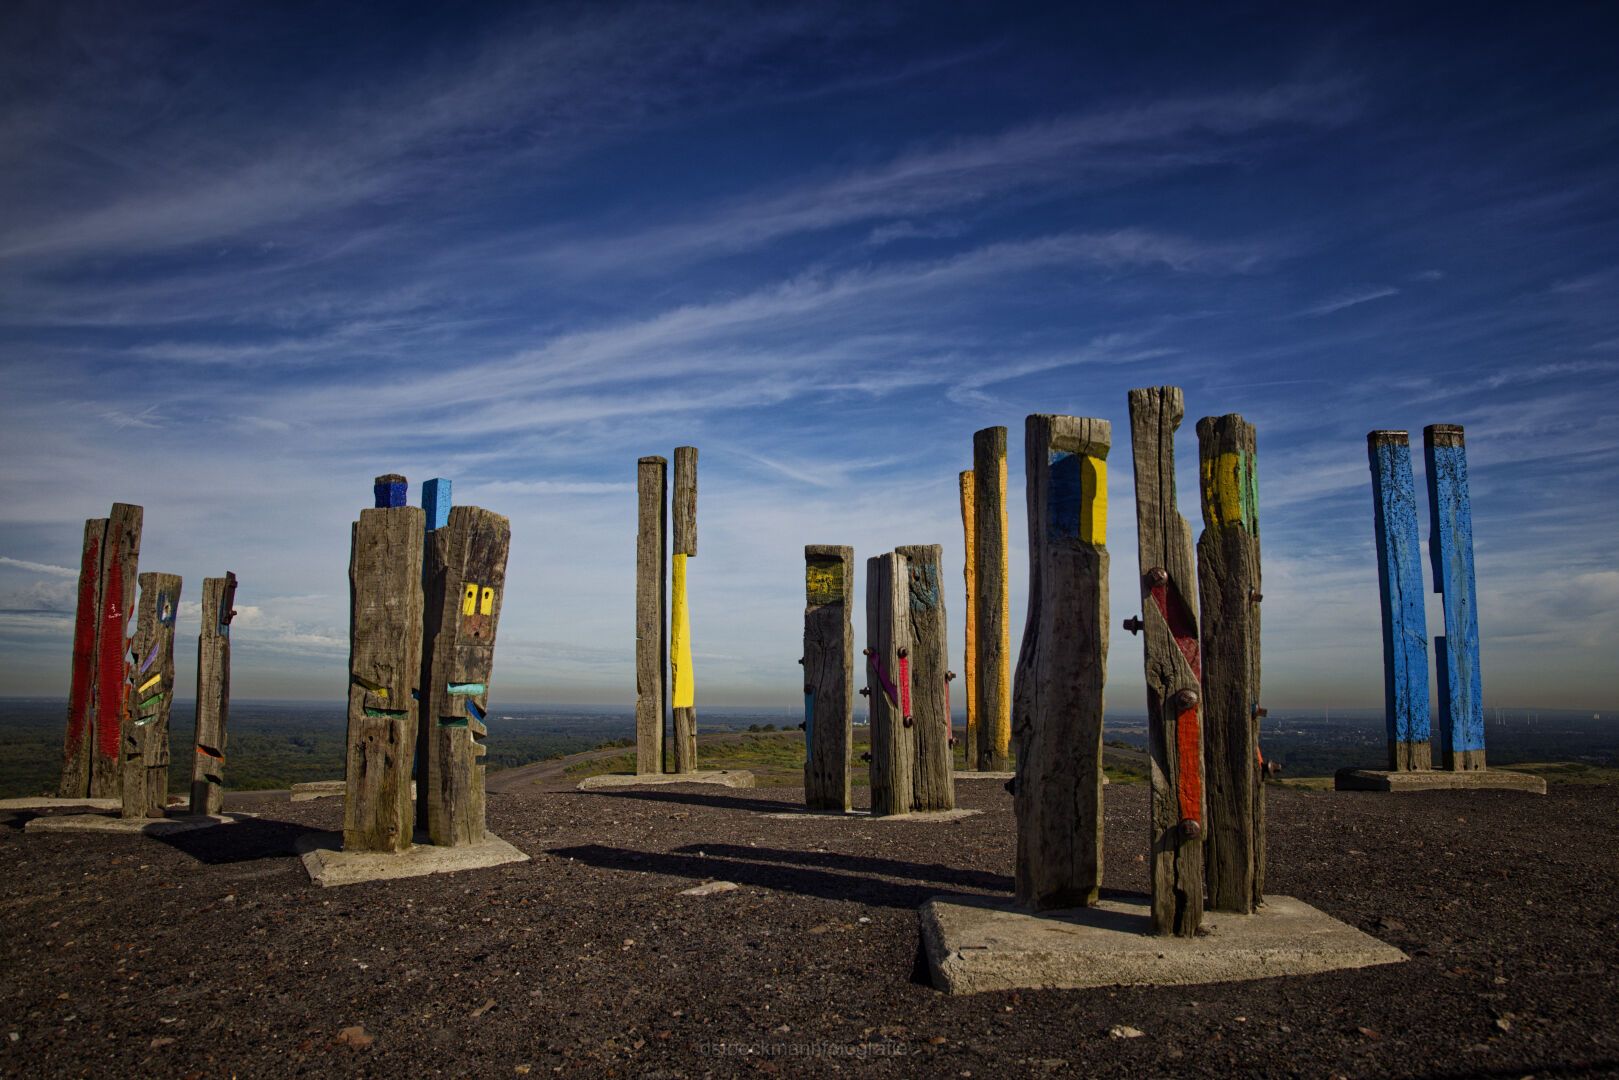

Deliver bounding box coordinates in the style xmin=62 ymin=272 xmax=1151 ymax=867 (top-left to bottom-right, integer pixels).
xmin=670 ymin=553 xmax=695 ymax=709
xmin=996 ymin=451 xmax=1011 ymax=754
xmin=1080 ymin=455 xmax=1107 ymax=546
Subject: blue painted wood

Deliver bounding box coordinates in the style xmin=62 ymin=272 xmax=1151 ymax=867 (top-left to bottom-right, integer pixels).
xmin=423 ymin=478 xmax=452 ymax=531
xmin=1425 ymin=425 xmax=1485 ymax=763
xmin=1047 ymin=449 xmax=1081 ymax=538
xmin=373 ymin=474 xmax=407 ymax=508
xmin=1367 ymin=431 xmax=1431 ymax=770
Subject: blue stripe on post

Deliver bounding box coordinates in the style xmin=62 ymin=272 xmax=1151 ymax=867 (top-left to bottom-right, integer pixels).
xmin=1047 ymin=450 xmax=1081 ymax=539
xmin=423 ymin=477 xmax=452 ymax=531
xmin=373 ymin=474 xmax=407 ymax=509
xmin=1367 ymin=431 xmax=1431 ymax=770
xmin=1425 ymin=425 xmax=1485 ymax=762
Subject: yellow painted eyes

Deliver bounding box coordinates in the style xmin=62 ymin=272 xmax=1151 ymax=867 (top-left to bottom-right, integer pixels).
xmin=462 ymin=582 xmax=497 ymax=616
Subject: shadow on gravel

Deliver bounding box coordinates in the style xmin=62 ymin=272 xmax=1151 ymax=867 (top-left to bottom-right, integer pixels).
xmin=551 ymin=843 xmax=972 ymax=909
xmin=150 ymin=816 xmax=316 ymax=865
xmin=672 ymin=843 xmax=1012 ymax=893
xmin=1 ymin=812 xmax=39 ymax=831
xmin=581 ymin=789 xmax=806 ymax=814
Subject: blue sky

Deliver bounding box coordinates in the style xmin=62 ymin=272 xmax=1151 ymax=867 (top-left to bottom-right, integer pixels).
xmin=1 ymin=2 xmax=1615 ymax=712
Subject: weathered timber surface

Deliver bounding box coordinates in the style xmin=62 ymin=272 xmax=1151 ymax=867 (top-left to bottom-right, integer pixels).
xmin=972 ymin=427 xmax=1011 ymax=770
xmin=122 ymin=572 xmax=180 ymax=818
xmin=1013 ymin=414 xmax=1110 ymax=910
xmin=1197 ymin=414 xmax=1263 ymax=913
xmin=803 ymin=545 xmax=853 ymax=811
xmin=190 ymin=573 xmax=235 ymax=815
xmin=1128 ymin=387 xmax=1205 ymax=937
xmin=420 ymin=506 xmax=510 ymax=846
xmin=898 ymin=544 xmax=954 ymax=813
xmin=636 ymin=456 xmax=668 ymax=775
xmin=345 ymin=506 xmax=424 ymax=853
xmin=59 ymin=517 xmax=107 ymax=798
xmin=671 ymin=446 xmax=698 ymax=772
xmin=1425 ymin=425 xmax=1486 ymax=771
xmin=958 ymin=472 xmax=978 ymax=770
xmin=866 ymin=553 xmax=914 ymax=816
xmin=89 ymin=504 xmax=142 ymax=800
xmin=1367 ymin=431 xmax=1432 ymax=771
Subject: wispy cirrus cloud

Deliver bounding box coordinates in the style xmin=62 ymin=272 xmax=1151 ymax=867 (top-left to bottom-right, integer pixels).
xmin=1302 ymin=284 xmax=1400 ymax=316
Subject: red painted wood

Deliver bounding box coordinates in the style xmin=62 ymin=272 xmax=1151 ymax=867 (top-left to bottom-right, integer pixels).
xmin=94 ymin=533 xmax=127 ymax=763
xmin=1176 ymin=703 xmax=1203 ymax=825
xmin=65 ymin=535 xmax=100 ymax=755
xmin=1150 ymin=582 xmax=1202 ymax=679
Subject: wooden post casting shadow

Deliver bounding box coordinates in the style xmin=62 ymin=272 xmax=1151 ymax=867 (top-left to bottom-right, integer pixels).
xmin=958 ymin=471 xmax=978 ymax=769
xmin=124 ymin=572 xmax=180 ymax=819
xmin=636 ymin=456 xmax=668 ymax=775
xmin=803 ymin=545 xmax=853 ymax=812
xmin=59 ymin=515 xmax=108 ymax=798
xmin=1425 ymin=424 xmax=1486 ymax=771
xmin=866 ymin=552 xmax=914 ymax=816
xmin=898 ymin=544 xmax=954 ymax=812
xmin=971 ymin=428 xmax=1012 ymax=771
xmin=190 ymin=572 xmax=236 ymax=815
xmin=671 ymin=446 xmax=699 ymax=773
xmin=1367 ymin=431 xmax=1432 ymax=771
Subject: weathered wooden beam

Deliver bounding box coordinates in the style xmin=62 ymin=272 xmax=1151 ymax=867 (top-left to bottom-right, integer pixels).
xmin=190 ymin=572 xmax=235 ymax=815
xmin=59 ymin=517 xmax=107 ymax=798
xmin=1127 ymin=387 xmax=1205 ymax=937
xmin=123 ymin=572 xmax=180 ymax=818
xmin=1425 ymin=424 xmax=1485 ymax=771
xmin=421 ymin=506 xmax=511 ymax=846
xmin=865 ymin=552 xmax=914 ymax=816
xmin=637 ymin=457 xmax=669 ymax=775
xmin=958 ymin=471 xmax=977 ymax=769
xmin=1196 ymin=414 xmax=1263 ymax=913
xmin=1013 ymin=415 xmax=1110 ymax=910
xmin=670 ymin=446 xmax=698 ymax=773
xmin=90 ymin=503 xmax=142 ymax=799
xmin=803 ymin=545 xmax=853 ymax=812
xmin=971 ymin=427 xmax=1012 ymax=771
xmin=898 ymin=544 xmax=954 ymax=812
xmin=416 ymin=480 xmax=452 ymax=801
xmin=1367 ymin=431 xmax=1432 ymax=771
xmin=345 ymin=497 xmax=425 ymax=853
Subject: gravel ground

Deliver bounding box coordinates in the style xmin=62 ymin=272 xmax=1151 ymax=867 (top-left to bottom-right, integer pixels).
xmin=2 ymin=778 xmax=1616 ymax=1078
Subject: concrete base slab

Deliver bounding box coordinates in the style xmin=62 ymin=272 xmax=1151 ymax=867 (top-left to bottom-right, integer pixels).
xmin=297 ymin=830 xmax=529 ymax=887
xmin=953 ymin=771 xmax=1015 ymax=781
xmin=920 ymin=893 xmax=1407 ymax=994
xmin=1334 ymin=767 xmax=1547 ymax=794
xmin=0 ymin=796 xmax=121 ymax=812
xmin=24 ymin=811 xmax=254 ymax=836
xmin=760 ymin=807 xmax=982 ymax=822
xmin=576 ymin=770 xmax=756 ymax=791
xmin=290 ymin=780 xmax=416 ymax=802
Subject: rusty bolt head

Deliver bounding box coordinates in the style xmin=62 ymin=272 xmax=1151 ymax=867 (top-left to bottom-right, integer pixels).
xmin=1264 ymin=760 xmax=1282 ymax=779
xmin=1145 ymin=566 xmax=1169 ymax=588
xmin=1180 ymin=818 xmax=1202 ymax=840
xmin=948 ymin=737 xmax=957 ymax=747
xmin=1172 ymin=688 xmax=1200 ymax=711
xmin=797 ymin=721 xmax=806 ymax=731
xmin=860 ymin=751 xmax=872 ymax=763
xmin=1252 ymin=705 xmax=1269 ymax=719
xmin=945 ymin=670 xmax=957 ymax=681
xmin=859 ymin=687 xmax=870 ymax=696
xmin=897 ymin=647 xmax=908 ymax=659
xmin=797 ymin=657 xmax=804 ymax=665
xmin=903 ymin=715 xmax=914 ymax=728
xmin=1249 ymin=590 xmax=1264 ymax=604
xmin=804 ymin=684 xmax=814 ymax=694
xmin=1122 ymin=616 xmax=1144 ymax=635
xmin=862 ymin=647 xmax=874 ymax=657
xmin=1003 ymin=777 xmax=1018 ymax=796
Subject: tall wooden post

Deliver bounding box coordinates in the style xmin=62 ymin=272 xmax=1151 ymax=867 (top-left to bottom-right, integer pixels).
xmin=1127 ymin=387 xmax=1204 ymax=938
xmin=59 ymin=517 xmax=107 ymax=798
xmin=1367 ymin=431 xmax=1432 ymax=771
xmin=90 ymin=504 xmax=142 ymax=799
xmin=958 ymin=471 xmax=977 ymax=769
xmin=971 ymin=427 xmax=1012 ymax=771
xmin=1425 ymin=424 xmax=1485 ymax=771
xmin=421 ymin=506 xmax=510 ymax=846
xmin=865 ymin=552 xmax=914 ymax=816
xmin=898 ymin=544 xmax=954 ymax=812
xmin=803 ymin=545 xmax=853 ymax=811
xmin=1013 ymin=415 xmax=1110 ymax=910
xmin=416 ymin=479 xmax=451 ymax=803
xmin=123 ymin=573 xmax=180 ymax=819
xmin=190 ymin=572 xmax=236 ymax=815
xmin=670 ymin=446 xmax=699 ymax=773
xmin=344 ymin=478 xmax=424 ymax=853
xmin=636 ymin=457 xmax=668 ymax=775
xmin=1197 ymin=414 xmax=1263 ymax=913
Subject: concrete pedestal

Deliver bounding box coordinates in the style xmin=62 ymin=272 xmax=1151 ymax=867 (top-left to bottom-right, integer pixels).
xmin=0 ymin=797 xmax=120 ymax=812
xmin=1333 ymin=768 xmax=1546 ymax=794
xmin=576 ymin=770 xmax=755 ymax=792
xmin=290 ymin=780 xmax=416 ymax=802
xmin=761 ymin=807 xmax=982 ymax=822
xmin=23 ymin=811 xmax=253 ymax=836
xmin=297 ymin=830 xmax=529 ymax=887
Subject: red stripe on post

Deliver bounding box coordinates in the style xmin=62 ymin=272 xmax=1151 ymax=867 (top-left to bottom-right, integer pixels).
xmin=94 ymin=535 xmax=126 ymax=763
xmin=1176 ymin=704 xmax=1203 ymax=825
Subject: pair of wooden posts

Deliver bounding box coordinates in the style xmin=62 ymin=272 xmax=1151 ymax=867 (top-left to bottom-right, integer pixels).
xmin=344 ymin=475 xmax=510 ymax=852
xmin=799 ymin=545 xmax=956 ymax=815
xmin=1368 ymin=425 xmax=1485 ymax=772
xmin=58 ymin=503 xmax=237 ymax=818
xmin=634 ymin=448 xmax=699 ymax=775
xmin=1012 ymin=389 xmax=1264 ymax=938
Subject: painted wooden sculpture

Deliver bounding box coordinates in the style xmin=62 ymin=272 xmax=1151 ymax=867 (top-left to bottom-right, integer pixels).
xmin=958 ymin=471 xmax=978 ymax=769
xmin=803 ymin=545 xmax=854 ymax=811
xmin=1127 ymin=387 xmax=1205 ymax=937
xmin=865 ymin=552 xmax=914 ymax=816
xmin=1196 ymin=414 xmax=1265 ymax=913
xmin=971 ymin=427 xmax=1012 ymax=771
xmin=420 ymin=504 xmax=511 ymax=846
xmin=123 ymin=572 xmax=181 ymax=819
xmin=1425 ymin=424 xmax=1486 ymax=771
xmin=637 ymin=456 xmax=669 ymax=774
xmin=1013 ymin=415 xmax=1110 ymax=910
xmin=671 ymin=446 xmax=699 ymax=773
xmin=190 ymin=572 xmax=236 ymax=815
xmin=1367 ymin=431 xmax=1433 ymax=771
xmin=344 ymin=477 xmax=424 ymax=853
xmin=897 ymin=544 xmax=954 ymax=812
xmin=59 ymin=503 xmax=142 ymax=800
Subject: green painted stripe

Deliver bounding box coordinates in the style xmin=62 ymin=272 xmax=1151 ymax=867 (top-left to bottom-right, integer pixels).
xmin=438 ymin=716 xmax=469 ymax=728
xmin=138 ymin=692 xmax=164 ymax=710
xmin=363 ymin=707 xmax=407 ymax=719
xmin=446 ymin=682 xmax=486 ymax=695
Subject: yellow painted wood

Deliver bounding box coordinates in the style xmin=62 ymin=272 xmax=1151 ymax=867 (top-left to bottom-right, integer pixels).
xmin=137 ymin=673 xmax=162 ymax=695
xmin=670 ymin=553 xmax=694 ymax=708
xmin=960 ymin=471 xmax=977 ymax=765
xmin=479 ymin=586 xmax=495 ymax=615
xmin=995 ymin=452 xmax=1011 ymax=755
xmin=1081 ymin=455 xmax=1108 ymax=546
xmin=462 ymin=582 xmax=478 ymax=616
xmin=1200 ymin=451 xmax=1252 ymax=531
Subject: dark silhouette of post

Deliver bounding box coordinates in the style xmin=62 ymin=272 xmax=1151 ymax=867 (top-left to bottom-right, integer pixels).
xmin=898 ymin=544 xmax=953 ymax=812
xmin=637 ymin=456 xmax=668 ymax=774
xmin=190 ymin=572 xmax=236 ymax=815
xmin=865 ymin=552 xmax=914 ymax=816
xmin=971 ymin=427 xmax=1011 ymax=770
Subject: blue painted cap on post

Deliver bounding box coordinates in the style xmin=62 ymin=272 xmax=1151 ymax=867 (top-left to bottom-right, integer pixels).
xmin=423 ymin=477 xmax=452 ymax=530
xmin=373 ymin=474 xmax=408 ymax=508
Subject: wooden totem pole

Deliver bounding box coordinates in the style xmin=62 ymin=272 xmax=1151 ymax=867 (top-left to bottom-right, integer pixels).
xmin=420 ymin=504 xmax=511 ymax=846
xmin=1127 ymin=387 xmax=1205 ymax=937
xmin=865 ymin=552 xmax=914 ymax=816
xmin=1425 ymin=425 xmax=1485 ymax=771
xmin=59 ymin=503 xmax=142 ymax=800
xmin=636 ymin=456 xmax=668 ymax=775
xmin=123 ymin=572 xmax=180 ymax=818
xmin=971 ymin=427 xmax=1012 ymax=771
xmin=1196 ymin=415 xmax=1265 ymax=913
xmin=958 ymin=471 xmax=978 ymax=768
xmin=670 ymin=446 xmax=699 ymax=773
xmin=190 ymin=572 xmax=236 ymax=815
xmin=1013 ymin=415 xmax=1109 ymax=910
xmin=897 ymin=544 xmax=954 ymax=812
xmin=803 ymin=545 xmax=854 ymax=811
xmin=1367 ymin=431 xmax=1432 ymax=771
xmin=344 ymin=475 xmax=424 ymax=853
